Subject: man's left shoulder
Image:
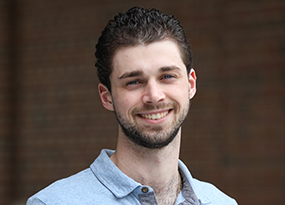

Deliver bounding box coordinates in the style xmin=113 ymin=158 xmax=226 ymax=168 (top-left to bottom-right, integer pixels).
xmin=191 ymin=178 xmax=238 ymax=205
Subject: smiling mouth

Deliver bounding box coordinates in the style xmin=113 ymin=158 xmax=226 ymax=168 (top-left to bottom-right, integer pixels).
xmin=140 ymin=110 xmax=170 ymax=120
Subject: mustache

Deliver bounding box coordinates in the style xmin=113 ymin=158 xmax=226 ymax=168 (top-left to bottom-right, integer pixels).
xmin=131 ymin=102 xmax=178 ymax=114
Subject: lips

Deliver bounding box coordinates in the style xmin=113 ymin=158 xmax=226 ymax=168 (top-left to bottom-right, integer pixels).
xmin=140 ymin=110 xmax=169 ymax=120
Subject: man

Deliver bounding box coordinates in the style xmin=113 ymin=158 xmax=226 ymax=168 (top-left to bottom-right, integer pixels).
xmin=27 ymin=7 xmax=237 ymax=205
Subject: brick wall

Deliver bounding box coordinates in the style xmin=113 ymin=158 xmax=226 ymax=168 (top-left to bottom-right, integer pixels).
xmin=0 ymin=0 xmax=284 ymax=204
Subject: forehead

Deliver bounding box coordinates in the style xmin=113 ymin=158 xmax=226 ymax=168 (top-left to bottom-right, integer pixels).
xmin=111 ymin=39 xmax=187 ymax=78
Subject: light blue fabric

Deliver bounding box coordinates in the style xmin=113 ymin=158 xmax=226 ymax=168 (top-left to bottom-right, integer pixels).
xmin=27 ymin=149 xmax=237 ymax=205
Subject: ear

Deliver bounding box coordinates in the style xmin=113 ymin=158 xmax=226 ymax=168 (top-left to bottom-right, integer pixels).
xmin=98 ymin=83 xmax=114 ymax=111
xmin=188 ymin=68 xmax=197 ymax=99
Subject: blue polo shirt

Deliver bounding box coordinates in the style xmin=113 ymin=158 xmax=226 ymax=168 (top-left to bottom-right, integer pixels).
xmin=27 ymin=149 xmax=237 ymax=205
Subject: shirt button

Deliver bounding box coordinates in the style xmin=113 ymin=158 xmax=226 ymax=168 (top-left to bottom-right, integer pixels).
xmin=141 ymin=187 xmax=149 ymax=193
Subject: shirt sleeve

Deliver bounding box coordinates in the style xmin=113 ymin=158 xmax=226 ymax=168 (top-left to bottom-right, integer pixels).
xmin=26 ymin=197 xmax=47 ymax=205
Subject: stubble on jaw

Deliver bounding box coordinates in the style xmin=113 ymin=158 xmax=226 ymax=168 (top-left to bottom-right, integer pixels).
xmin=113 ymin=101 xmax=190 ymax=149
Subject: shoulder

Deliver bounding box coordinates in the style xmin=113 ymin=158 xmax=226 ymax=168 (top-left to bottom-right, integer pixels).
xmin=178 ymin=160 xmax=238 ymax=205
xmin=27 ymin=168 xmax=114 ymax=205
xmin=191 ymin=178 xmax=238 ymax=204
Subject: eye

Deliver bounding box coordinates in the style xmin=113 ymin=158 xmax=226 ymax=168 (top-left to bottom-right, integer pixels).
xmin=163 ymin=75 xmax=174 ymax=79
xmin=161 ymin=74 xmax=175 ymax=80
xmin=124 ymin=78 xmax=146 ymax=89
xmin=126 ymin=80 xmax=139 ymax=86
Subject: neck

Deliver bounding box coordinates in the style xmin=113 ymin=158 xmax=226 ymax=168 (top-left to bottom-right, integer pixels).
xmin=110 ymin=127 xmax=182 ymax=204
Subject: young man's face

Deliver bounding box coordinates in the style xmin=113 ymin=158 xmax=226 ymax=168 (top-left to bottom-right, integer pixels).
xmin=99 ymin=39 xmax=196 ymax=149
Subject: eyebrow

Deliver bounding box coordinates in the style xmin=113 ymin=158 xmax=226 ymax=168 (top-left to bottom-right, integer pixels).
xmin=118 ymin=70 xmax=144 ymax=79
xmin=118 ymin=66 xmax=182 ymax=80
xmin=159 ymin=66 xmax=181 ymax=72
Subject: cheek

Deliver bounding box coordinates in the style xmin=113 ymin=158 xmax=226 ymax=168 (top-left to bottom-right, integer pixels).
xmin=115 ymin=93 xmax=138 ymax=112
xmin=167 ymin=86 xmax=189 ymax=106
xmin=169 ymin=86 xmax=188 ymax=98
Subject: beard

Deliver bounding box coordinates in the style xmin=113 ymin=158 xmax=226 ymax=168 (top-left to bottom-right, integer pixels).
xmin=113 ymin=101 xmax=190 ymax=149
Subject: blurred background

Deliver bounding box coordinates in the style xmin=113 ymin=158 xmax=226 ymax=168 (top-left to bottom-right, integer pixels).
xmin=0 ymin=0 xmax=284 ymax=204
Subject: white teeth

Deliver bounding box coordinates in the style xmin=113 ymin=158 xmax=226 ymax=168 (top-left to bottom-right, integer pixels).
xmin=141 ymin=111 xmax=168 ymax=120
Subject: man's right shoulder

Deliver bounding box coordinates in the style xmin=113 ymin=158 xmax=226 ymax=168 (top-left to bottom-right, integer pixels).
xmin=26 ymin=167 xmax=113 ymax=205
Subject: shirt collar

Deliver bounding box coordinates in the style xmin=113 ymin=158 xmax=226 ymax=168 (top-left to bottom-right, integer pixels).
xmin=91 ymin=149 xmax=212 ymax=204
xmin=90 ymin=149 xmax=141 ymax=198
xmin=178 ymin=160 xmax=212 ymax=204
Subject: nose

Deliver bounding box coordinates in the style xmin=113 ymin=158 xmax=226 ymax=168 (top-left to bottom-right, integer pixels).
xmin=142 ymin=80 xmax=165 ymax=104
